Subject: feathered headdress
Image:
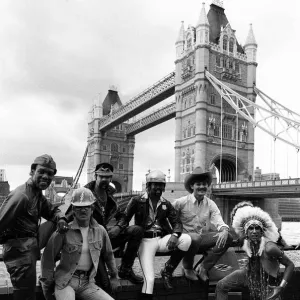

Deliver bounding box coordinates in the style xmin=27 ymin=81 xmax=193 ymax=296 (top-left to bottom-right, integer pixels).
xmin=232 ymin=206 xmax=279 ymax=257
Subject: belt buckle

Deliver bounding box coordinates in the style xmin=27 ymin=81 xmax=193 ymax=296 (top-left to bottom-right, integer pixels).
xmin=153 ymin=231 xmax=157 ymax=238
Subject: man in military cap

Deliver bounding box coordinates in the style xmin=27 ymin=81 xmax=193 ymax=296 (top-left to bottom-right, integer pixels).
xmin=66 ymin=162 xmax=144 ymax=286
xmin=0 ymin=154 xmax=68 ymax=300
xmin=41 ymin=187 xmax=118 ymax=300
xmin=115 ymin=170 xmax=191 ymax=300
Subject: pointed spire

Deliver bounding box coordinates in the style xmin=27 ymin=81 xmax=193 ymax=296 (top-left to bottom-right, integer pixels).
xmin=197 ymin=3 xmax=209 ymax=26
xmin=176 ymin=21 xmax=185 ymax=43
xmin=245 ymin=23 xmax=257 ymax=46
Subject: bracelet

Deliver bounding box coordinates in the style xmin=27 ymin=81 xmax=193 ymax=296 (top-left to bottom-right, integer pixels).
xmin=279 ymin=279 xmax=288 ymax=288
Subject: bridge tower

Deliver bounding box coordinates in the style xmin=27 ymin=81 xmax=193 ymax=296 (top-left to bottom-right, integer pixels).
xmin=87 ymin=86 xmax=135 ymax=193
xmin=174 ymin=1 xmax=257 ymax=183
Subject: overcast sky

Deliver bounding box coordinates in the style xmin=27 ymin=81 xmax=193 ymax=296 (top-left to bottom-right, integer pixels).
xmin=1 ymin=0 xmax=300 ymax=191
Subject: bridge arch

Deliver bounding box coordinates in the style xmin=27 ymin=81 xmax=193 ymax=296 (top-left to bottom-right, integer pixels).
xmin=210 ymin=154 xmax=246 ymax=183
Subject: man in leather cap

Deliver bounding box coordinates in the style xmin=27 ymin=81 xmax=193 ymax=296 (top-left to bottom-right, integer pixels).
xmin=0 ymin=154 xmax=68 ymax=300
xmin=216 ymin=205 xmax=294 ymax=300
xmin=163 ymin=166 xmax=232 ymax=286
xmin=66 ymin=162 xmax=143 ymax=287
xmin=115 ymin=170 xmax=191 ymax=300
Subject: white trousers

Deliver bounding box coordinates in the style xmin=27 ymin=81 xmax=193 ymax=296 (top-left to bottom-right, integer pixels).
xmin=138 ymin=233 xmax=191 ymax=294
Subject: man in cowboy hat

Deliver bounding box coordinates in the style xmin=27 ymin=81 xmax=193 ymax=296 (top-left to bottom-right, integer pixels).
xmin=0 ymin=154 xmax=69 ymax=300
xmin=66 ymin=162 xmax=144 ymax=287
xmin=162 ymin=166 xmax=232 ymax=286
xmin=41 ymin=187 xmax=118 ymax=300
xmin=116 ymin=170 xmax=191 ymax=300
xmin=216 ymin=205 xmax=294 ymax=300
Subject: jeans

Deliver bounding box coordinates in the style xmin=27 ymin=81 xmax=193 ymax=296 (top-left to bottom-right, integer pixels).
xmin=138 ymin=233 xmax=191 ymax=294
xmin=215 ymin=269 xmax=247 ymax=300
xmin=55 ymin=274 xmax=113 ymax=300
xmin=183 ymin=231 xmax=233 ymax=271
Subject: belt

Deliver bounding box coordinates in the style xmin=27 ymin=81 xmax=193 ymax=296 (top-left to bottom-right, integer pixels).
xmin=144 ymin=231 xmax=163 ymax=238
xmin=73 ymin=270 xmax=90 ymax=277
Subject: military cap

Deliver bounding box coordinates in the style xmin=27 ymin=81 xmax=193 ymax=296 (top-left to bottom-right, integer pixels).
xmin=95 ymin=162 xmax=114 ymax=176
xmin=31 ymin=154 xmax=57 ymax=175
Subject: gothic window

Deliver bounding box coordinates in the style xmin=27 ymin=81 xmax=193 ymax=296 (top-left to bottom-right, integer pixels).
xmin=205 ymin=31 xmax=209 ymax=43
xmin=189 ymin=98 xmax=192 ymax=107
xmin=186 ymin=165 xmax=190 ymax=173
xmin=187 ymin=127 xmax=191 ymax=137
xmin=122 ymin=147 xmax=126 ymax=153
xmin=229 ymin=59 xmax=233 ymax=69
xmin=216 ymin=56 xmax=221 ymax=67
xmin=223 ymin=35 xmax=228 ymax=51
xmin=220 ymin=57 xmax=224 ymax=68
xmin=192 ymin=126 xmax=195 ymax=135
xmin=187 ymin=33 xmax=192 ymax=50
xmin=229 ymin=38 xmax=234 ymax=53
xmin=235 ymin=62 xmax=239 ymax=73
xmin=103 ymin=145 xmax=107 ymax=151
xmin=214 ymin=126 xmax=220 ymax=137
xmin=119 ymin=163 xmax=124 ymax=170
xmin=223 ymin=124 xmax=233 ymax=139
xmin=210 ymin=93 xmax=216 ymax=105
xmin=111 ymin=143 xmax=118 ymax=152
xmin=183 ymin=130 xmax=186 ymax=139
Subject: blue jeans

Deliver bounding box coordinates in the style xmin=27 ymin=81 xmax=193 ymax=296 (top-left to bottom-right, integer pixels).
xmin=55 ymin=274 xmax=113 ymax=300
xmin=215 ymin=269 xmax=247 ymax=300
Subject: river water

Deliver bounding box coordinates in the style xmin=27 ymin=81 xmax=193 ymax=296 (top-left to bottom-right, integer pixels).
xmin=281 ymin=222 xmax=300 ymax=245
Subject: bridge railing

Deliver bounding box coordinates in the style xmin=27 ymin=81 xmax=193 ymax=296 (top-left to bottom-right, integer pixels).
xmin=213 ymin=178 xmax=300 ymax=189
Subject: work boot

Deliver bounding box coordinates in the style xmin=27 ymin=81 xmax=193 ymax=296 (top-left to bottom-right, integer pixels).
xmin=183 ymin=268 xmax=198 ymax=281
xmin=160 ymin=249 xmax=186 ymax=291
xmin=118 ymin=265 xmax=144 ymax=284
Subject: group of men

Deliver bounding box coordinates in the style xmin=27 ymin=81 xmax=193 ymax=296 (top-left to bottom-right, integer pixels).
xmin=0 ymin=154 xmax=295 ymax=300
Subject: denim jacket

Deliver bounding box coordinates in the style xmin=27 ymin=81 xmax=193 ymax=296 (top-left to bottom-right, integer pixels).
xmin=41 ymin=217 xmax=117 ymax=297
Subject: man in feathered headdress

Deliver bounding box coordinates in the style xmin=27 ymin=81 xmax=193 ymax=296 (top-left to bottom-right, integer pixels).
xmin=215 ymin=205 xmax=294 ymax=300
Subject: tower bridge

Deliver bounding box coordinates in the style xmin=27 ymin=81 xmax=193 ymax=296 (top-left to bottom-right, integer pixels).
xmin=81 ymin=1 xmax=300 ymax=225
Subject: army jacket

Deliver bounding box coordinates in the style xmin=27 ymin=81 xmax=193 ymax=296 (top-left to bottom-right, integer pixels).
xmin=0 ymin=179 xmax=65 ymax=237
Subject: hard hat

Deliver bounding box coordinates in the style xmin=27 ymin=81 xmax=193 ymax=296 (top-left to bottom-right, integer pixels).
xmin=146 ymin=170 xmax=166 ymax=184
xmin=71 ymin=187 xmax=95 ymax=206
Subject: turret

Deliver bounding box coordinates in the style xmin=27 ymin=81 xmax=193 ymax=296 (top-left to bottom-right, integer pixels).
xmin=196 ymin=3 xmax=210 ymax=45
xmin=244 ymin=24 xmax=258 ymax=63
xmin=175 ymin=21 xmax=185 ymax=59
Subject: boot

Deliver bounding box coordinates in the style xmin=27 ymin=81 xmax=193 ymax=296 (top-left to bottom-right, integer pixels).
xmin=118 ymin=264 xmax=144 ymax=284
xmin=139 ymin=293 xmax=153 ymax=300
xmin=195 ymin=262 xmax=209 ymax=282
xmin=160 ymin=249 xmax=186 ymax=291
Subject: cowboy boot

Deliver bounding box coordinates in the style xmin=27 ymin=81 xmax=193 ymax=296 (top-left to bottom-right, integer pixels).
xmin=160 ymin=249 xmax=186 ymax=291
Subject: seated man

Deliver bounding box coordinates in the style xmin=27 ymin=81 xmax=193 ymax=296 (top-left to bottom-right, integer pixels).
xmin=41 ymin=187 xmax=119 ymax=300
xmin=66 ymin=162 xmax=144 ymax=287
xmin=216 ymin=205 xmax=294 ymax=300
xmin=165 ymin=167 xmax=232 ymax=284
xmin=112 ymin=170 xmax=191 ymax=300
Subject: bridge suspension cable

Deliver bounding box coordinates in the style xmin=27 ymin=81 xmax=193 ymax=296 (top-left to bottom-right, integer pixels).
xmin=61 ymin=144 xmax=89 ymax=202
xmin=205 ymin=70 xmax=300 ymax=151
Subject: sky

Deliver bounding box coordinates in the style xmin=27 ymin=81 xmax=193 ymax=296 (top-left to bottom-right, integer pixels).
xmin=1 ymin=0 xmax=300 ymax=191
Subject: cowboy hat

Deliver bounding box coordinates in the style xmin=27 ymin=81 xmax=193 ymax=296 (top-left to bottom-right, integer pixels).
xmin=184 ymin=166 xmax=213 ymax=193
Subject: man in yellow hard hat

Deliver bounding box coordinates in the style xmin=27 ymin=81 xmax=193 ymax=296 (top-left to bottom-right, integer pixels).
xmin=115 ymin=170 xmax=191 ymax=300
xmin=0 ymin=154 xmax=68 ymax=300
xmin=41 ymin=187 xmax=119 ymax=300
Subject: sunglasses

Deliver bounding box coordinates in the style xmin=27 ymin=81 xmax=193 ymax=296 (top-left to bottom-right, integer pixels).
xmin=74 ymin=206 xmax=91 ymax=211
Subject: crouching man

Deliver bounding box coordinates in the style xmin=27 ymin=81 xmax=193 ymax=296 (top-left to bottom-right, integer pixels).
xmin=113 ymin=170 xmax=191 ymax=300
xmin=216 ymin=205 xmax=294 ymax=300
xmin=41 ymin=187 xmax=119 ymax=300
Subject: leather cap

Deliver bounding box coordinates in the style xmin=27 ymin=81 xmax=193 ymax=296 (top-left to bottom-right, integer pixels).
xmin=95 ymin=162 xmax=114 ymax=176
xmin=31 ymin=154 xmax=57 ymax=175
xmin=184 ymin=166 xmax=212 ymax=193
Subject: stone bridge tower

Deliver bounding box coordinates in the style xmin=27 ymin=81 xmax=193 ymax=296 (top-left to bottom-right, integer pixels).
xmin=87 ymin=86 xmax=135 ymax=192
xmin=174 ymin=1 xmax=257 ymax=183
